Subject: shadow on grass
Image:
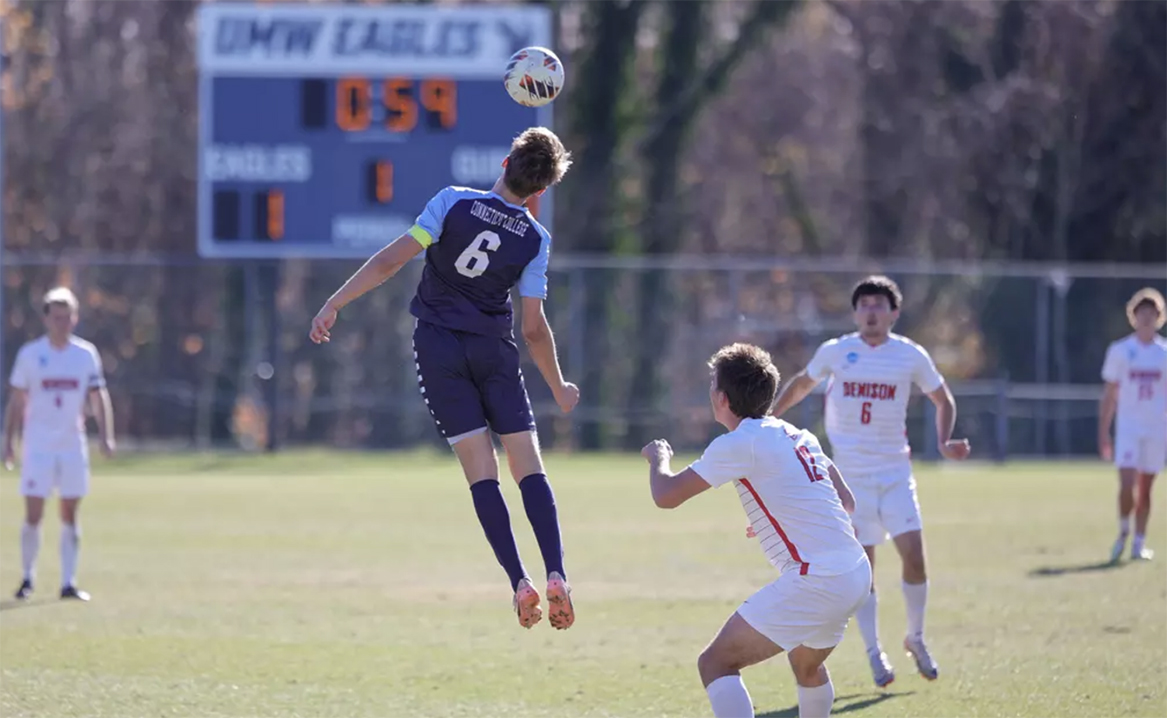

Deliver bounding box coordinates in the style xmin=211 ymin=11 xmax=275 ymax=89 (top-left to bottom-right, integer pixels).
xmin=1028 ymin=560 xmax=1123 ymax=577
xmin=758 ymin=690 xmax=914 ymax=717
xmin=0 ymin=597 xmax=56 ymax=612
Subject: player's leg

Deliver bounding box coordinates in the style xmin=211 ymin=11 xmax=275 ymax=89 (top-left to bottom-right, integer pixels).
xmin=58 ymin=449 xmax=90 ymax=600
xmin=697 ymin=613 xmax=783 ymax=718
xmin=884 ymin=470 xmax=936 ymax=681
xmin=1112 ymin=432 xmax=1140 ymax=560
xmin=788 ymin=646 xmax=838 ymax=718
xmin=58 ymin=497 xmax=88 ymax=601
xmin=1113 ymin=467 xmax=1138 ymax=561
xmin=15 ymin=454 xmax=52 ymax=599
xmin=16 ymin=496 xmax=45 ymax=599
xmin=413 ymin=322 xmax=537 ymax=626
xmin=499 ymin=430 xmax=572 ymax=629
xmin=787 ymin=561 xmax=875 ymax=717
xmin=1131 ymin=472 xmax=1156 ymax=560
xmin=848 ymin=479 xmax=894 ymax=686
xmin=1130 ymin=437 xmax=1163 ymax=560
xmin=476 ymin=333 xmax=573 ymax=629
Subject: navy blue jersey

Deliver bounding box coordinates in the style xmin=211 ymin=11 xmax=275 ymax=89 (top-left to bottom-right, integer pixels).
xmin=407 ymin=187 xmax=551 ymax=338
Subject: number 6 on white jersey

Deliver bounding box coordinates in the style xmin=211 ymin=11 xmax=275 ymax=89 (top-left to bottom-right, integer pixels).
xmin=454 ymin=230 xmax=502 ymax=279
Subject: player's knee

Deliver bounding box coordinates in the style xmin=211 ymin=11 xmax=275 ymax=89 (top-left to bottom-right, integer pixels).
xmin=790 ymin=659 xmax=827 ymax=687
xmin=697 ymin=646 xmax=737 ymax=684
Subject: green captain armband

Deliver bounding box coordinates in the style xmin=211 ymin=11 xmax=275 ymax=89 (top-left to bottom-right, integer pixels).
xmin=408 ymin=224 xmax=434 ymax=248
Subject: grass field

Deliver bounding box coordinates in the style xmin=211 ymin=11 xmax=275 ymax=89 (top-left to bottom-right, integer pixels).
xmin=1 ymin=451 xmax=1164 ymax=718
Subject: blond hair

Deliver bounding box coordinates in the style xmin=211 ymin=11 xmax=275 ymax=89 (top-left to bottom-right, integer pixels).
xmin=43 ymin=286 xmax=79 ymax=314
xmin=1127 ymin=287 xmax=1166 ymax=329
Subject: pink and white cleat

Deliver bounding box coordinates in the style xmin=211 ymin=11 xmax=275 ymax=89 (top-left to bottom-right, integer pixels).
xmin=545 ymin=571 xmax=575 ymax=630
xmin=904 ymin=635 xmax=939 ymax=680
xmin=867 ymin=649 xmax=896 ymax=688
xmin=513 ymin=578 xmax=543 ymax=629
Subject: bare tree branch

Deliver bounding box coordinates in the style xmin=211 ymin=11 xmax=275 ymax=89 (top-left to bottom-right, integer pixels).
xmin=639 ymin=0 xmax=802 ymax=151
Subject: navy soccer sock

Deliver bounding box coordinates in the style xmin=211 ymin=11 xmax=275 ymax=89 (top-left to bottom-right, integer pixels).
xmin=469 ymin=480 xmax=527 ymax=591
xmin=519 ymin=473 xmax=566 ymax=580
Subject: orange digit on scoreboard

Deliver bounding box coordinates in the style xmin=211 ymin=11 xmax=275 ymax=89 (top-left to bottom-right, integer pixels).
xmin=336 ymin=78 xmax=371 ymax=132
xmin=385 ymin=79 xmax=417 ymax=133
xmin=267 ymin=190 xmax=285 ymax=240
xmin=376 ymin=160 xmax=393 ymax=203
xmin=421 ymin=79 xmax=457 ymax=129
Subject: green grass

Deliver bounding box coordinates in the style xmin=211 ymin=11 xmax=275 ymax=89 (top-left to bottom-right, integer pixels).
xmin=1 ymin=452 xmax=1164 ymax=717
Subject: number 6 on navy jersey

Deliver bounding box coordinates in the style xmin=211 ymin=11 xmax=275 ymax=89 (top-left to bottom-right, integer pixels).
xmin=454 ymin=231 xmax=502 ymax=279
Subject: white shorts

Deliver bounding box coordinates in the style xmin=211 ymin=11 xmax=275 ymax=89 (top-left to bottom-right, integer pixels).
xmin=849 ymin=463 xmax=922 ymax=546
xmin=737 ymin=560 xmax=872 ymax=651
xmin=1115 ymin=433 xmax=1166 ymax=474
xmin=20 ymin=449 xmax=90 ymax=499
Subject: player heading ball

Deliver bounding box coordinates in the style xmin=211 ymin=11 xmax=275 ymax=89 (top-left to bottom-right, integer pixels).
xmin=310 ymin=127 xmax=579 ymax=630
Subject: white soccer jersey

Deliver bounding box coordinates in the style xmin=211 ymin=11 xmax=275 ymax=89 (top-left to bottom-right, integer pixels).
xmin=689 ymin=416 xmax=868 ymax=577
xmin=9 ymin=336 xmax=106 ymax=453
xmin=805 ymin=332 xmax=944 ymax=476
xmin=1102 ymin=334 xmax=1167 ymax=439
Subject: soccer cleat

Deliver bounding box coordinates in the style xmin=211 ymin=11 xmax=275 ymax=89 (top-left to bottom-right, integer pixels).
xmin=867 ymin=649 xmax=896 ymax=688
xmin=1110 ymin=535 xmax=1128 ymax=563
xmin=1132 ymin=546 xmax=1154 ymax=561
xmin=13 ymin=579 xmax=33 ymax=600
xmin=545 ymin=571 xmax=575 ymax=630
xmin=512 ymin=578 xmax=542 ymax=629
xmin=904 ymin=635 xmax=939 ymax=680
xmin=60 ymin=585 xmax=90 ymax=602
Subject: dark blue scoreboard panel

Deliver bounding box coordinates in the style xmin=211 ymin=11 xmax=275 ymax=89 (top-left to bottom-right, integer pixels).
xmin=198 ymin=4 xmax=552 ymax=258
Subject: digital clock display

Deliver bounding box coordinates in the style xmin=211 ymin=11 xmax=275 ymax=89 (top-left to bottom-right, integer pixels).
xmin=197 ymin=3 xmax=552 ymax=259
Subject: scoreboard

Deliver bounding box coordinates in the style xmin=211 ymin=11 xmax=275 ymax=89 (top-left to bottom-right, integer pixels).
xmin=197 ymin=3 xmax=552 ymax=258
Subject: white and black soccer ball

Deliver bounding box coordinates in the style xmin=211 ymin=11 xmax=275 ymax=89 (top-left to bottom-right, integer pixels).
xmin=503 ymin=46 xmax=565 ymax=108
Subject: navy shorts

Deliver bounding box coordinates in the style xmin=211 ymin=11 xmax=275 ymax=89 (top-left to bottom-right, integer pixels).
xmin=412 ymin=320 xmax=536 ymax=443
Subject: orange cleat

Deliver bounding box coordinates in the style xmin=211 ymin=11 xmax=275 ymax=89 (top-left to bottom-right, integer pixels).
xmin=545 ymin=571 xmax=575 ymax=630
xmin=513 ymin=578 xmax=543 ymax=629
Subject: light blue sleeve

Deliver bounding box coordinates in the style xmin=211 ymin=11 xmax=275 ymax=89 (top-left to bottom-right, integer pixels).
xmin=517 ymin=226 xmax=552 ymax=299
xmin=407 ymin=187 xmax=457 ymax=248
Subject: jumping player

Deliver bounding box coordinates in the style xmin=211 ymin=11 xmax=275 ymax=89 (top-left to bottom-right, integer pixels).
xmin=1099 ymin=287 xmax=1167 ymax=562
xmin=4 ymin=287 xmax=115 ymax=602
xmin=771 ymin=275 xmax=970 ymax=688
xmin=640 ymin=343 xmax=869 ymax=718
xmin=309 ymin=128 xmax=578 ymax=630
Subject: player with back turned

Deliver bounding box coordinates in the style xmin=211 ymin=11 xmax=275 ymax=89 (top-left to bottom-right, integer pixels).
xmin=309 ymin=128 xmax=579 ymax=631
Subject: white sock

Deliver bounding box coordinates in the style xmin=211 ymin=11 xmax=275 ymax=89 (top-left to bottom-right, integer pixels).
xmin=856 ymin=589 xmax=881 ymax=653
xmin=903 ymin=580 xmax=928 ymax=640
xmin=797 ymin=681 xmax=835 ymax=718
xmin=60 ymin=523 xmax=80 ymax=589
xmin=706 ymin=675 xmax=754 ymax=718
xmin=1119 ymin=517 xmax=1131 ymax=536
xmin=1132 ymin=534 xmax=1145 ymax=552
xmin=21 ymin=523 xmax=41 ymax=581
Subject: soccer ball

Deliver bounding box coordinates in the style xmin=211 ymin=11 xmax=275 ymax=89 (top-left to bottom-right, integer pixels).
xmin=504 ymin=46 xmax=565 ymax=108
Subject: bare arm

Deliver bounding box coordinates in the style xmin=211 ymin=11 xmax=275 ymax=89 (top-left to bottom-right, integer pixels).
xmin=771 ymin=370 xmax=821 ymax=417
xmin=3 ymin=388 xmax=25 ymax=466
xmin=1098 ymin=381 xmax=1119 ymax=460
xmin=89 ymin=387 xmax=115 ymax=456
xmin=520 ymin=296 xmax=578 ymax=413
xmin=641 ymin=440 xmax=711 ymax=509
xmin=309 ymin=235 xmax=425 ymax=344
xmin=926 ymin=383 xmax=970 ymax=460
xmin=827 ymin=463 xmax=855 ymax=514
